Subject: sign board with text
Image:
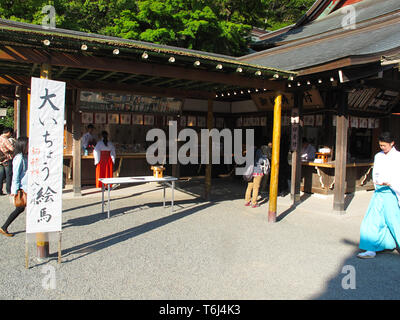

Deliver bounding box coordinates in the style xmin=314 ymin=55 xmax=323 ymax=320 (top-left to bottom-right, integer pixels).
xmin=26 ymin=77 xmax=65 ymax=234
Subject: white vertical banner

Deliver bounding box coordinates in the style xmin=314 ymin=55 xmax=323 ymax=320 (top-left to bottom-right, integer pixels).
xmin=26 ymin=77 xmax=65 ymax=234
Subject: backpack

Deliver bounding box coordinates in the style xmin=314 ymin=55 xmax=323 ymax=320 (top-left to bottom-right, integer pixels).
xmin=260 ymin=158 xmax=270 ymax=175
xmin=243 ymin=163 xmax=254 ymax=182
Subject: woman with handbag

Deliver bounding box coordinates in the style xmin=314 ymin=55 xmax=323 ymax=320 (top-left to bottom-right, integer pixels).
xmin=0 ymin=136 xmax=28 ymax=237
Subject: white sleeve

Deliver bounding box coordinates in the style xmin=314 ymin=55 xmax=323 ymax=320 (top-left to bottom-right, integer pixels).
xmin=110 ymin=142 xmax=116 ymax=164
xmin=372 ymin=153 xmax=381 ymax=185
xmin=390 ymin=153 xmax=400 ymax=205
xmin=93 ymin=143 xmax=100 ymax=165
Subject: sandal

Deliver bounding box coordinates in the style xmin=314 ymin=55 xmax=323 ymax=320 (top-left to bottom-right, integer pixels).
xmin=0 ymin=227 xmax=13 ymax=237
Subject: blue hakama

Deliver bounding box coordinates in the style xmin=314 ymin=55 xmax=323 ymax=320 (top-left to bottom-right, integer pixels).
xmin=359 ymin=185 xmax=400 ymax=252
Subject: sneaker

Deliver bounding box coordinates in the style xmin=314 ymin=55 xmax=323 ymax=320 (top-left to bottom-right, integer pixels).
xmin=251 ymin=203 xmax=260 ymax=208
xmin=0 ymin=227 xmax=13 ymax=237
xmin=244 ymin=202 xmax=251 ymax=207
xmin=357 ymin=251 xmax=376 ymax=259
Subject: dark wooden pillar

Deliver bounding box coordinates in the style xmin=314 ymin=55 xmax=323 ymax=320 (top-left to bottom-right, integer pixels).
xmin=204 ymin=98 xmax=213 ymax=200
xmin=72 ymin=89 xmax=82 ymax=196
xmin=333 ymin=90 xmax=348 ymax=213
xmin=290 ymin=91 xmax=303 ymax=204
xmin=14 ymin=86 xmax=21 ymax=138
xmin=17 ymin=86 xmax=28 ymax=137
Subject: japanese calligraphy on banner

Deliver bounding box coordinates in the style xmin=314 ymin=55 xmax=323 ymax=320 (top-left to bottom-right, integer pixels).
xmin=27 ymin=77 xmax=65 ymax=234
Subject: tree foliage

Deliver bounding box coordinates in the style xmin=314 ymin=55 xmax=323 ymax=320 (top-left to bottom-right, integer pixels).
xmin=0 ymin=0 xmax=314 ymax=56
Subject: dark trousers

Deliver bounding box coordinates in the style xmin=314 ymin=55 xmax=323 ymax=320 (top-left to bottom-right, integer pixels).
xmin=0 ymin=160 xmax=12 ymax=194
xmin=2 ymin=206 xmax=25 ymax=231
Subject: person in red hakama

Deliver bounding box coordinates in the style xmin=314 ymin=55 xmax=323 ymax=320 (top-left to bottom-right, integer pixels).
xmin=93 ymin=131 xmax=116 ymax=188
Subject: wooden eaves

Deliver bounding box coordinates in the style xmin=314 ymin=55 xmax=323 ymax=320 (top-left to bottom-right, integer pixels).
xmin=0 ymin=19 xmax=297 ymax=101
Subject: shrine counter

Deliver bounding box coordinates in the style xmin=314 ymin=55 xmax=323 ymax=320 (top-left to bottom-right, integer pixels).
xmin=300 ymin=161 xmax=374 ymax=194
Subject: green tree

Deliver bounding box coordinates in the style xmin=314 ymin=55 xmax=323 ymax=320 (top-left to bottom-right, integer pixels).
xmin=264 ymin=0 xmax=316 ymax=30
xmin=0 ymin=100 xmax=14 ymax=130
xmin=0 ymin=0 xmax=314 ymax=55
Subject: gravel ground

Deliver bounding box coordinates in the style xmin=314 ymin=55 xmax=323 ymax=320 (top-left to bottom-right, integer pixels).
xmin=1 ymin=178 xmax=400 ymax=300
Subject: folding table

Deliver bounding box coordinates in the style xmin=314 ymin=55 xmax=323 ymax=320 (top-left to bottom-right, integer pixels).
xmin=98 ymin=176 xmax=178 ymax=218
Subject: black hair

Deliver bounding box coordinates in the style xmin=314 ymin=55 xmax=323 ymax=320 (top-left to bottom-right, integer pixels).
xmin=87 ymin=124 xmax=94 ymax=129
xmin=14 ymin=136 xmax=28 ymax=155
xmin=378 ymin=131 xmax=394 ymax=144
xmin=3 ymin=127 xmax=12 ymax=134
xmin=102 ymin=131 xmax=108 ymax=146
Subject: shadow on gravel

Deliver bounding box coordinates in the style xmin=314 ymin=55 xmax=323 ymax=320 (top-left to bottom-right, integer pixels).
xmin=62 ymin=198 xmax=201 ymax=228
xmin=313 ymin=238 xmax=400 ymax=299
xmin=61 ymin=201 xmax=215 ymax=262
xmin=62 ymin=186 xmax=165 ymax=214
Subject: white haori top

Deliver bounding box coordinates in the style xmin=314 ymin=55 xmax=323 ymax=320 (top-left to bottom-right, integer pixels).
xmin=373 ymin=146 xmax=400 ymax=205
xmin=93 ymin=139 xmax=116 ymax=165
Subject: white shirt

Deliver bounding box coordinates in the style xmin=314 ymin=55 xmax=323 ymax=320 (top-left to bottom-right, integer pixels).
xmin=373 ymin=146 xmax=400 ymax=205
xmin=93 ymin=139 xmax=116 ymax=165
xmin=81 ymin=132 xmax=96 ymax=149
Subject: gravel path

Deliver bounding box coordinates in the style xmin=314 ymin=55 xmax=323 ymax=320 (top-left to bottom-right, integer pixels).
xmin=1 ymin=179 xmax=400 ymax=300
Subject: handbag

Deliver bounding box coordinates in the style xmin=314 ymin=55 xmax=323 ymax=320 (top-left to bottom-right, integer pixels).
xmin=14 ymin=189 xmax=27 ymax=207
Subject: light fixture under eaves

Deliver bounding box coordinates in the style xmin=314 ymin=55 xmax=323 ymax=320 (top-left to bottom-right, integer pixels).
xmin=273 ymin=74 xmax=279 ymax=79
xmin=216 ymin=64 xmax=223 ymax=70
xmin=113 ymin=49 xmax=119 ymax=55
xmin=43 ymin=39 xmax=50 ymax=46
xmin=236 ymin=67 xmax=243 ymax=73
xmin=168 ymin=56 xmax=175 ymax=63
xmin=81 ymin=44 xmax=88 ymax=51
xmin=255 ymin=70 xmax=262 ymax=76
xmin=194 ymin=60 xmax=201 ymax=67
xmin=142 ymin=51 xmax=149 ymax=59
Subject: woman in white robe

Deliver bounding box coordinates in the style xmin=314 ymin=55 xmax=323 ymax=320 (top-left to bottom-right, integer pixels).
xmin=358 ymin=132 xmax=400 ymax=259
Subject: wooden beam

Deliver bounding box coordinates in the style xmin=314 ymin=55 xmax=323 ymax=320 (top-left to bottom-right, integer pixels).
xmin=333 ymin=90 xmax=348 ymax=213
xmin=117 ymin=74 xmax=139 ymax=83
xmin=77 ymin=69 xmax=93 ymax=80
xmin=72 ymin=89 xmax=82 ymax=196
xmin=55 ymin=66 xmax=68 ymax=78
xmin=0 ymin=47 xmax=286 ymax=91
xmin=98 ymin=71 xmax=117 ymax=81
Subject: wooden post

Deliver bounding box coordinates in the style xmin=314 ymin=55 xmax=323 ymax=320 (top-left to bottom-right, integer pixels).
xmin=204 ymin=98 xmax=213 ymax=200
xmin=36 ymin=64 xmax=51 ymax=259
xmin=268 ymin=93 xmax=282 ymax=223
xmin=333 ymin=90 xmax=348 ymax=213
xmin=290 ymin=91 xmax=303 ymax=204
xmin=14 ymin=86 xmax=21 ymax=138
xmin=19 ymin=86 xmax=28 ymax=137
xmin=72 ymin=89 xmax=82 ymax=196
